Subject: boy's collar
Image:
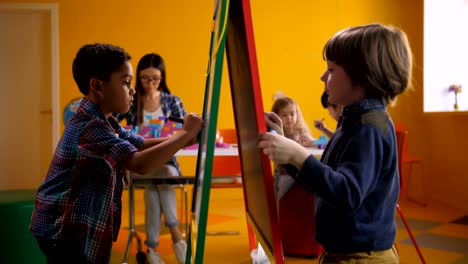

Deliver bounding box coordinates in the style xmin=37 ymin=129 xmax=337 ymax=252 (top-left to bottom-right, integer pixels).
xmin=79 ymin=97 xmax=108 ymax=122
xmin=342 ymin=98 xmax=385 ymax=116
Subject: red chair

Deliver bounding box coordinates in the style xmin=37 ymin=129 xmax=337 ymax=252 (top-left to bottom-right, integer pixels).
xmin=211 ymin=129 xmax=243 ymax=188
xmin=278 ymin=185 xmax=323 ymax=257
xmin=208 ymin=129 xmax=256 ymax=251
xmin=395 ymin=128 xmax=426 ymax=264
xmin=394 ymin=123 xmax=426 ymax=205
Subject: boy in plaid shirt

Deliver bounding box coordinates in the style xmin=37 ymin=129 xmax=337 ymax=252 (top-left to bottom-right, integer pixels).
xmin=30 ymin=43 xmax=202 ymax=263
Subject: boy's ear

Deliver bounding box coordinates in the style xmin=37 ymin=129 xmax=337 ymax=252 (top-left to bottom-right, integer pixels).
xmin=89 ymin=78 xmax=103 ymax=95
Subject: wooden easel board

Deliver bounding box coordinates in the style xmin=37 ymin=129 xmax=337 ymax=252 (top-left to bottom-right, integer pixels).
xmin=226 ymin=0 xmax=284 ymax=262
xmin=185 ymin=0 xmax=229 ymax=263
xmin=187 ymin=0 xmax=284 ymax=263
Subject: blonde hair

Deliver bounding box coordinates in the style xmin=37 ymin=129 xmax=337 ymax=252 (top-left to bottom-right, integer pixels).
xmin=323 ymin=23 xmax=413 ymax=105
xmin=271 ymin=97 xmax=311 ymax=142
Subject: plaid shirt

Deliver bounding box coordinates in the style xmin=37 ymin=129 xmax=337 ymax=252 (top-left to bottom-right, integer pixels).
xmin=119 ymin=91 xmax=186 ymax=174
xmin=30 ymin=97 xmax=144 ymax=263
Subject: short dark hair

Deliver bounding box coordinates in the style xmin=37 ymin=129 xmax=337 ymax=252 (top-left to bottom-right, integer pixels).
xmin=320 ymin=91 xmax=338 ymax=109
xmin=320 ymin=91 xmax=329 ymax=109
xmin=323 ymin=24 xmax=413 ymax=105
xmin=72 ymin=43 xmax=131 ymax=95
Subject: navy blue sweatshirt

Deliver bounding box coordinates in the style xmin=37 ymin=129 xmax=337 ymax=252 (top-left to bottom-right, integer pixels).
xmin=288 ymin=99 xmax=399 ymax=253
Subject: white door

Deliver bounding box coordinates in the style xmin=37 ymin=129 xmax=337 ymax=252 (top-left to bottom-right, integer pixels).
xmin=0 ymin=9 xmax=53 ymax=190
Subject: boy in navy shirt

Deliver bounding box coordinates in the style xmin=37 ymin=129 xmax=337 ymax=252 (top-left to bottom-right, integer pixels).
xmin=259 ymin=24 xmax=412 ymax=263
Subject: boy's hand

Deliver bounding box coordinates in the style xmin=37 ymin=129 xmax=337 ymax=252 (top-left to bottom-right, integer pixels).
xmin=265 ymin=112 xmax=283 ymax=136
xmin=314 ymin=119 xmax=325 ymax=131
xmin=257 ymin=132 xmax=309 ymax=169
xmin=183 ymin=113 xmax=204 ymax=137
xmin=299 ymin=134 xmax=316 ymax=148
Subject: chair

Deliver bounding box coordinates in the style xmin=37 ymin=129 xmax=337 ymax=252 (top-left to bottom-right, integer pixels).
xmin=211 ymin=128 xmax=243 ymax=188
xmin=278 ymin=184 xmax=323 ymax=257
xmin=206 ymin=128 xmax=245 ymax=237
xmin=122 ymin=172 xmax=195 ymax=264
xmin=211 ymin=129 xmax=270 ymax=253
xmin=394 ymin=123 xmax=426 ymax=205
xmin=395 ymin=129 xmax=427 ymax=264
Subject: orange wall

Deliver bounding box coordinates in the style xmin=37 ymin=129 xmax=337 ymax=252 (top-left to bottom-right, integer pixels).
xmin=0 ymin=0 xmax=402 ymax=133
xmin=250 ymin=0 xmax=402 ymax=132
xmin=388 ymin=0 xmax=468 ymax=210
xmin=2 ymin=0 xmax=467 ymax=209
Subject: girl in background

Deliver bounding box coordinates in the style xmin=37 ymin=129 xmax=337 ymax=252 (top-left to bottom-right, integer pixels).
xmin=272 ymin=97 xmax=315 ymax=147
xmin=314 ymin=91 xmax=343 ymax=138
xmin=271 ymin=96 xmax=316 ymax=200
xmin=121 ymin=53 xmax=186 ymax=264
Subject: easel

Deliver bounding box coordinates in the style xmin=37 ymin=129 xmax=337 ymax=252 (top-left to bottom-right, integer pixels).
xmin=186 ymin=0 xmax=284 ymax=263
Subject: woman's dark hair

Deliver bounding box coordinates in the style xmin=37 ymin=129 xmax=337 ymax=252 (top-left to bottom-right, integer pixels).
xmin=133 ymin=53 xmax=171 ymax=125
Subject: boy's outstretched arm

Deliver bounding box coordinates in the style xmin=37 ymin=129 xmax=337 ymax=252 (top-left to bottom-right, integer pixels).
xmin=123 ymin=113 xmax=203 ymax=175
xmin=322 ymin=128 xmax=335 ymax=139
xmin=139 ymin=137 xmax=171 ymax=150
xmin=314 ymin=119 xmax=335 ymax=138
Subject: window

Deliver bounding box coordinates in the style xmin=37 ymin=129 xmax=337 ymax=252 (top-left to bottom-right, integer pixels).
xmin=424 ymin=0 xmax=468 ymax=112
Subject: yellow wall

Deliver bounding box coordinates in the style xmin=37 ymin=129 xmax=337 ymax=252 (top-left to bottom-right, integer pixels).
xmin=2 ymin=0 xmax=467 ymax=209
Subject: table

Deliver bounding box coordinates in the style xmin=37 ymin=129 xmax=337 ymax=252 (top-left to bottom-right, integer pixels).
xmin=122 ymin=146 xmax=324 ymax=263
xmin=176 ymin=146 xmax=324 ymax=157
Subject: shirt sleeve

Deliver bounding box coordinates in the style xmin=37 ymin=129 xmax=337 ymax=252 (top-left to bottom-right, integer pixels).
xmin=108 ymin=116 xmax=144 ymax=149
xmin=79 ymin=118 xmax=141 ymax=168
xmin=115 ymin=104 xmax=137 ymax=126
xmin=170 ymin=95 xmax=186 ymax=118
xmin=294 ymin=126 xmax=385 ymax=212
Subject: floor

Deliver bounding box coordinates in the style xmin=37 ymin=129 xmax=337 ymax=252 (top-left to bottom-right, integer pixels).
xmin=111 ymin=188 xmax=468 ymax=264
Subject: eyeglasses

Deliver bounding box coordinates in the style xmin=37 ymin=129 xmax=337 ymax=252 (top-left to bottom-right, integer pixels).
xmin=140 ymin=76 xmax=162 ymax=83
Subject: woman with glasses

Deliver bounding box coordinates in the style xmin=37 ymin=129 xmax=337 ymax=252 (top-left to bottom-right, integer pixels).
xmin=120 ymin=53 xmax=187 ymax=264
